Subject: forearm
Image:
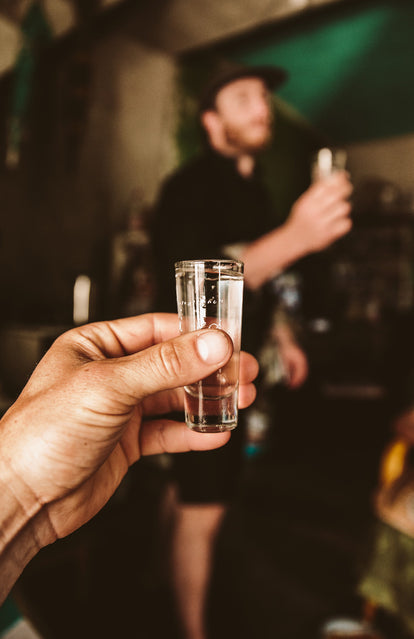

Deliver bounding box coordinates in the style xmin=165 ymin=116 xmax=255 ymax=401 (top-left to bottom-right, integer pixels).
xmin=0 ymin=517 xmax=39 ymax=605
xmin=0 ymin=456 xmax=53 ymax=605
xmin=241 ymin=222 xmax=307 ymax=290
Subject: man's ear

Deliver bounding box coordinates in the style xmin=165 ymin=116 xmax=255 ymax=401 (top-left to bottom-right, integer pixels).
xmin=201 ymin=109 xmax=221 ymax=142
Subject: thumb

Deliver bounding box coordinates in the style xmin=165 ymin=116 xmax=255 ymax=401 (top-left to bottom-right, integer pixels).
xmin=113 ymin=329 xmax=233 ymax=401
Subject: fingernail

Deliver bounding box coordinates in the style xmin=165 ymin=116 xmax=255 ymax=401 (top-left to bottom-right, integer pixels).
xmin=197 ymin=331 xmax=230 ymax=364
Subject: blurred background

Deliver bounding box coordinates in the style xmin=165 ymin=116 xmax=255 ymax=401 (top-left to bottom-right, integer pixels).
xmin=2 ymin=1 xmax=414 ymax=637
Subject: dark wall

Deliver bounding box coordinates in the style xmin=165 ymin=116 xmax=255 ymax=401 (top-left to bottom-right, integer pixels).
xmin=0 ymin=37 xmax=110 ymax=325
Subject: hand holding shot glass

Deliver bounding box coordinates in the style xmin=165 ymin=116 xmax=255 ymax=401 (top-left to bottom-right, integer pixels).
xmin=175 ymin=259 xmax=244 ymax=433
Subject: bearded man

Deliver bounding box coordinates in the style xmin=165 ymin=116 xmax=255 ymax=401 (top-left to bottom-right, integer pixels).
xmin=151 ymin=59 xmax=353 ymax=639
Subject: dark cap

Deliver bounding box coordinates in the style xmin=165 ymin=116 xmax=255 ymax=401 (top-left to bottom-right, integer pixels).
xmin=198 ymin=58 xmax=287 ymax=113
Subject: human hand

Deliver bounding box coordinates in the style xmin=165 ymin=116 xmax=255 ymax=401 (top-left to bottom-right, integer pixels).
xmin=278 ymin=340 xmax=309 ymax=389
xmin=273 ymin=322 xmax=308 ymax=389
xmin=0 ymin=314 xmax=258 ymax=545
xmin=286 ymin=170 xmax=353 ymax=255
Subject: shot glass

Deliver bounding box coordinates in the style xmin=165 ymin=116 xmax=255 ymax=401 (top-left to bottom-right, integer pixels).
xmin=311 ymin=147 xmax=347 ymax=182
xmin=175 ymin=259 xmax=244 ymax=433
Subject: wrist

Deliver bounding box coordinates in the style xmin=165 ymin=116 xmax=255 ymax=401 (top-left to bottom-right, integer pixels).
xmin=0 ymin=456 xmax=55 ymax=605
xmin=274 ymin=325 xmax=295 ymax=347
xmin=281 ymin=219 xmax=310 ymax=262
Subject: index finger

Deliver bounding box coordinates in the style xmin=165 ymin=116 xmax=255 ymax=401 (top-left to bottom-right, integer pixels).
xmin=64 ymin=313 xmax=181 ymax=360
xmin=110 ymin=312 xmax=181 ymax=352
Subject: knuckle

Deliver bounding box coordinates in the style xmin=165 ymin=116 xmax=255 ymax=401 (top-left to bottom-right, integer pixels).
xmin=156 ymin=341 xmax=184 ymax=380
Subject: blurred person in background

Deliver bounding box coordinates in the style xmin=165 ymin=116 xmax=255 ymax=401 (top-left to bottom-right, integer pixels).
xmin=152 ymin=59 xmax=353 ymax=639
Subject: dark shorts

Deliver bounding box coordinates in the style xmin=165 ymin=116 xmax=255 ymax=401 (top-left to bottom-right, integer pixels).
xmin=171 ymin=413 xmax=246 ymax=504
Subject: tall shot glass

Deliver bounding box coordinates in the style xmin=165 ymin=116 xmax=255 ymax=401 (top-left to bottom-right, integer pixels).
xmin=175 ymin=259 xmax=244 ymax=433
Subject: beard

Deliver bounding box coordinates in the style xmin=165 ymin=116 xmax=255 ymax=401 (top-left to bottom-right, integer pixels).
xmin=223 ymin=119 xmax=272 ymax=154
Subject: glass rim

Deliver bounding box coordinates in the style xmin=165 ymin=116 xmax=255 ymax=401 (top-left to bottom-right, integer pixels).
xmin=175 ymin=259 xmax=244 ymax=273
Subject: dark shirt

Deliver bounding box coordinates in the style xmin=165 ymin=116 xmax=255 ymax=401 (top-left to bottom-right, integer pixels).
xmin=152 ymin=149 xmax=277 ymax=355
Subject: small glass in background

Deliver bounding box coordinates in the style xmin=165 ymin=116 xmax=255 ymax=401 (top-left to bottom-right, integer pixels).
xmin=175 ymin=259 xmax=244 ymax=433
xmin=311 ymin=147 xmax=348 ymax=182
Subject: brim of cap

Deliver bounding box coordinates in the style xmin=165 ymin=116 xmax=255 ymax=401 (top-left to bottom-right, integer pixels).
xmin=199 ymin=65 xmax=287 ymax=112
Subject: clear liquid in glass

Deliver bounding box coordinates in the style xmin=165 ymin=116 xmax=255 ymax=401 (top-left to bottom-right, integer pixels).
xmin=176 ymin=264 xmax=243 ymax=433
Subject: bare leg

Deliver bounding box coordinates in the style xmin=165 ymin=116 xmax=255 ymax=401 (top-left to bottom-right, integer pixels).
xmin=171 ymin=502 xmax=226 ymax=639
